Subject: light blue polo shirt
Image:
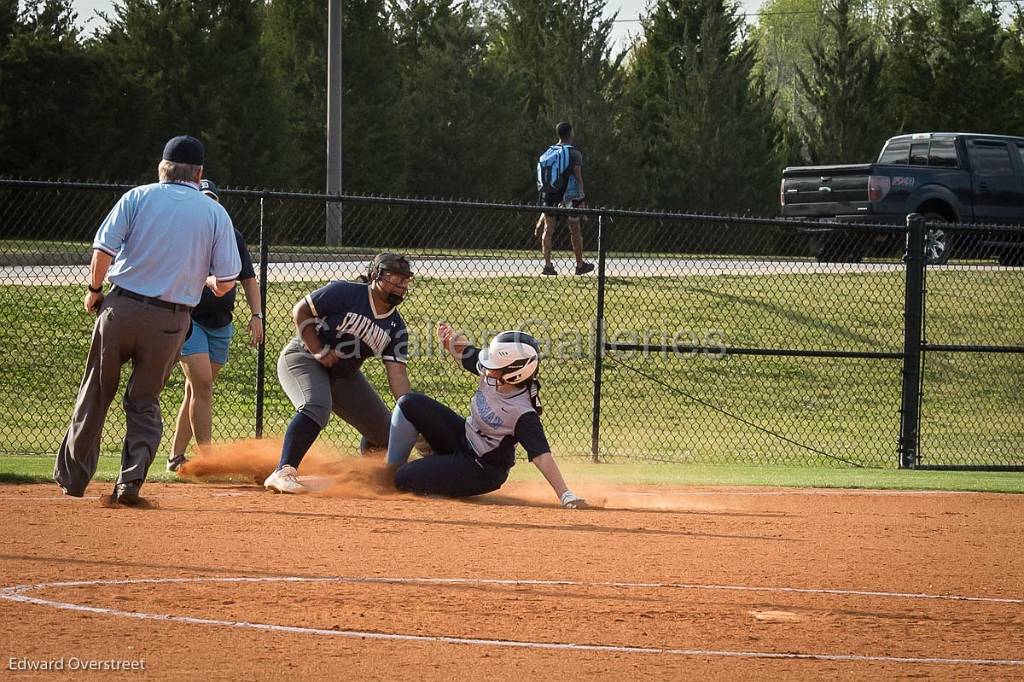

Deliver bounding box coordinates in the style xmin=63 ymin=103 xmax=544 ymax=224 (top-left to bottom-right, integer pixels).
xmin=93 ymin=182 xmax=242 ymax=306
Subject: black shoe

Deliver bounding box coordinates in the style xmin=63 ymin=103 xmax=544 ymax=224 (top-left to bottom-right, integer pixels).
xmin=575 ymin=262 xmax=595 ymax=275
xmin=542 ymin=265 xmax=557 ymax=276
xmin=59 ymin=485 xmax=84 ymax=498
xmin=114 ymin=480 xmax=146 ymax=507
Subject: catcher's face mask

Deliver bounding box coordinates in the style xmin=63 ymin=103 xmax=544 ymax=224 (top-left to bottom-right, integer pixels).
xmin=369 ymin=253 xmax=413 ymax=306
xmin=377 ymin=271 xmax=412 ymax=306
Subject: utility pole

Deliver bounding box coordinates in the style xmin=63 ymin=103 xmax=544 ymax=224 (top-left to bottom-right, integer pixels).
xmin=326 ymin=0 xmax=343 ymax=245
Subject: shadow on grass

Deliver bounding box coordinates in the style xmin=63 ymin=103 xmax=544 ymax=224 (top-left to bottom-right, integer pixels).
xmin=0 ymin=472 xmax=51 ymax=484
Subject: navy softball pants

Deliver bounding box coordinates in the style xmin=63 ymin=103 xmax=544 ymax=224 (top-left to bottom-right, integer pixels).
xmin=393 ymin=393 xmax=508 ymax=498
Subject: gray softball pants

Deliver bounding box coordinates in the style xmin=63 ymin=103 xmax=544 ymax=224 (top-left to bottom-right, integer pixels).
xmin=276 ymin=337 xmax=391 ymax=450
xmin=54 ymin=291 xmax=191 ymax=496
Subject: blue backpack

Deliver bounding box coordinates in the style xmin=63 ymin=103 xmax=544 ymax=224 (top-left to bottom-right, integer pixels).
xmin=536 ymin=144 xmax=573 ymax=194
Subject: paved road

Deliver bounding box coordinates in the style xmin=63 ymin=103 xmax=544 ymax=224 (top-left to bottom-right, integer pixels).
xmin=0 ymin=257 xmax=1007 ymax=286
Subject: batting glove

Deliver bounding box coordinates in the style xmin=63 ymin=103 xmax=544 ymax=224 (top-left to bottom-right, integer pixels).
xmin=560 ymin=490 xmax=588 ymax=509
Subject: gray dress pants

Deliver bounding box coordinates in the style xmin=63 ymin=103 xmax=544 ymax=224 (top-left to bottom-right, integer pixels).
xmin=54 ymin=292 xmax=190 ymax=496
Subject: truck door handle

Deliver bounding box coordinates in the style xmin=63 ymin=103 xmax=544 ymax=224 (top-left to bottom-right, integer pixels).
xmin=979 ymin=181 xmax=990 ymax=191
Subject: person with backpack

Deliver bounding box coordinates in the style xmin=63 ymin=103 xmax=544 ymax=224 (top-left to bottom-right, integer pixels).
xmin=535 ymin=121 xmax=594 ymax=276
xmin=385 ymin=322 xmax=588 ymax=508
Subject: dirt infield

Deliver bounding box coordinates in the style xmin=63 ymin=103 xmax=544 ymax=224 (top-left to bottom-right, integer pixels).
xmin=1 ymin=477 xmax=1022 ymax=680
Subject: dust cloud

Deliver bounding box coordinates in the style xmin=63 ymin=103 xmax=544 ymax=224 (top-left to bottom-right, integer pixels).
xmin=176 ymin=438 xmax=398 ymax=499
xmin=177 ymin=440 xmax=721 ymax=511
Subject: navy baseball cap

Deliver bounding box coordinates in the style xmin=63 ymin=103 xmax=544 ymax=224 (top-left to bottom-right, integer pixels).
xmin=199 ymin=179 xmax=220 ymax=199
xmin=162 ymin=135 xmax=205 ymax=165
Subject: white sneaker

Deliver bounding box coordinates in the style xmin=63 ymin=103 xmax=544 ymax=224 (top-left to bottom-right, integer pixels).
xmin=264 ymin=465 xmax=307 ymax=494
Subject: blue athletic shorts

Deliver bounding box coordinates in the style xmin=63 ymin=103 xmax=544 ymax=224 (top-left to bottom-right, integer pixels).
xmin=181 ymin=321 xmax=235 ymax=365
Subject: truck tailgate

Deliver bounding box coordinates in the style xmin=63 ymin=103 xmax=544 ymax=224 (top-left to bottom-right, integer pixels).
xmin=781 ymin=164 xmax=872 ymax=217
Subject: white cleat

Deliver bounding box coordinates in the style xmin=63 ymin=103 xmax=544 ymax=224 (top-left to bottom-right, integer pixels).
xmin=166 ymin=454 xmax=188 ymax=473
xmin=263 ymin=465 xmax=307 ymax=494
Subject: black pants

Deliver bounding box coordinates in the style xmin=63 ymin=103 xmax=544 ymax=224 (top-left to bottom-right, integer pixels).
xmin=393 ymin=393 xmax=509 ymax=498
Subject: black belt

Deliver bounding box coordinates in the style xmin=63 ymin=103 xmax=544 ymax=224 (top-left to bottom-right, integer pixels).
xmin=111 ymin=287 xmax=192 ymax=313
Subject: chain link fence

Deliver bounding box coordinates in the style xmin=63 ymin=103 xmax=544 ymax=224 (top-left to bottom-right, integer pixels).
xmin=914 ymin=223 xmax=1024 ymax=468
xmin=1 ymin=179 xmax=1022 ymax=468
xmin=596 ymin=215 xmax=908 ymax=467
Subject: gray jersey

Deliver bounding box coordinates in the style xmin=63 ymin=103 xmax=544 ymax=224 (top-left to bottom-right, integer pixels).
xmin=465 ymin=378 xmax=536 ymax=456
xmin=460 ymin=347 xmax=550 ymax=468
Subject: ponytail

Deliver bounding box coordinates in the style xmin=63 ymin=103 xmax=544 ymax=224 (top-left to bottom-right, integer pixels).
xmin=528 ymin=378 xmax=543 ymax=416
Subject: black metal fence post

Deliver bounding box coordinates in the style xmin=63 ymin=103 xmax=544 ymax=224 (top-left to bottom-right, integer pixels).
xmin=255 ymin=194 xmax=269 ymax=438
xmin=899 ymin=213 xmax=926 ymax=468
xmin=590 ymin=214 xmax=607 ymax=463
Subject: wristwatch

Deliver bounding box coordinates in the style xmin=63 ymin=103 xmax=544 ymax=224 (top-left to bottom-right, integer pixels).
xmin=251 ymin=312 xmax=264 ymax=319
xmin=87 ymin=284 xmax=103 ymax=294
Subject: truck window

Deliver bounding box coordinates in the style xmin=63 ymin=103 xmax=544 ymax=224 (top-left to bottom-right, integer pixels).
xmin=1017 ymin=144 xmax=1024 ymax=172
xmin=909 ymin=142 xmax=929 ymax=165
xmin=878 ymin=139 xmax=910 ymax=165
xmin=969 ymin=142 xmax=1014 ymax=175
xmin=928 ymin=138 xmax=958 ymax=168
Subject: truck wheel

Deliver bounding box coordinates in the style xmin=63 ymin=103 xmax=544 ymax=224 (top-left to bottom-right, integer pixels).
xmin=815 ymin=241 xmax=839 ymax=263
xmin=998 ymin=250 xmax=1024 ymax=267
xmin=922 ymin=213 xmax=951 ymax=265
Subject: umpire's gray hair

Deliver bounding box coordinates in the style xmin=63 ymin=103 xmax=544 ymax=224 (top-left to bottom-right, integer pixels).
xmin=158 ymin=159 xmax=202 ymax=183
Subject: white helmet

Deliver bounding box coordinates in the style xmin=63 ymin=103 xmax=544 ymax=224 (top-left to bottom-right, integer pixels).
xmin=478 ymin=331 xmax=540 ymax=385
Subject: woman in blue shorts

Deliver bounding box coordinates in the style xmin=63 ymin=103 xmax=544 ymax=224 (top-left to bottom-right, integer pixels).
xmin=167 ymin=179 xmax=264 ymax=471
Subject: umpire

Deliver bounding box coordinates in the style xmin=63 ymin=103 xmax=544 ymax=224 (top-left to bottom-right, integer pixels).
xmin=54 ymin=135 xmax=242 ymax=506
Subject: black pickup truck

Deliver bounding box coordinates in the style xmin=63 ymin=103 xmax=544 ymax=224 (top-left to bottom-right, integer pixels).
xmin=780 ymin=132 xmax=1024 ymax=264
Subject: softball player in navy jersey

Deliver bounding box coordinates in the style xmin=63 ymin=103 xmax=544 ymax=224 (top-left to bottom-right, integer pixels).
xmin=386 ymin=323 xmax=587 ymax=508
xmin=264 ymin=253 xmax=412 ymax=494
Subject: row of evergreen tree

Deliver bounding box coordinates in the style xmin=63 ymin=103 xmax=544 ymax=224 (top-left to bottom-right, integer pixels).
xmin=1 ymin=0 xmax=1022 ymax=214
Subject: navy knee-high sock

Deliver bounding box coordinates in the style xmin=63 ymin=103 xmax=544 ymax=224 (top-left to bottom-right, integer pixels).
xmin=279 ymin=412 xmax=322 ymax=470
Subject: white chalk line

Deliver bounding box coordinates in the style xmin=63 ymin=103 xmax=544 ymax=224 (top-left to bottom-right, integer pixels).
xmin=0 ymin=496 xmax=101 ymax=501
xmin=1 ymin=576 xmax=1021 ymax=667
xmin=0 ymin=487 xmax=994 ymax=503
xmin=0 ymin=492 xmax=254 ymax=501
xmin=3 ymin=573 xmax=1021 ymax=606
xmin=0 ymin=493 xmax=246 ymax=501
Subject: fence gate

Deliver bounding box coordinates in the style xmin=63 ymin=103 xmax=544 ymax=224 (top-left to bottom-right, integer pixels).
xmin=912 ymin=220 xmax=1024 ymax=470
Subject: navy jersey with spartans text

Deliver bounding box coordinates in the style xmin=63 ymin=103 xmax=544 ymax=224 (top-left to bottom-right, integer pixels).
xmin=191 ymin=228 xmax=257 ymax=329
xmin=304 ymin=281 xmax=408 ymax=376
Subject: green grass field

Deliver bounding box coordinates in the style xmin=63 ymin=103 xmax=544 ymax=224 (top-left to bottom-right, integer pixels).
xmin=1 ymin=267 xmax=1022 ymax=471
xmin=3 ymin=455 xmax=1022 ymax=494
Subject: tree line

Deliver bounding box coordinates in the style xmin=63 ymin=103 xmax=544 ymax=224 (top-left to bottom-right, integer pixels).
xmin=1 ymin=0 xmax=1022 ymax=215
